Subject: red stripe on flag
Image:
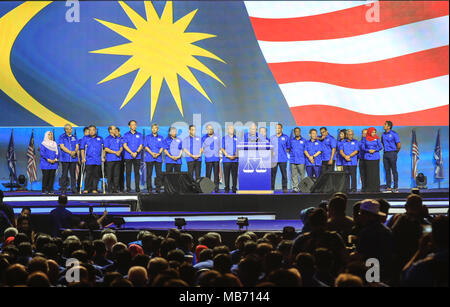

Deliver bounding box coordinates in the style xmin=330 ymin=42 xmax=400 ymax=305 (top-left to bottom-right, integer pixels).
xmin=290 ymin=105 xmax=449 ymax=126
xmin=249 ymin=1 xmax=449 ymax=41
xmin=269 ymin=46 xmax=449 ymax=88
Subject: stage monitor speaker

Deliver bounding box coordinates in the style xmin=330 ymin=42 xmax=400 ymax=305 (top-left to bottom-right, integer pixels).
xmin=311 ymin=171 xmax=348 ymax=193
xmin=195 ymin=177 xmax=215 ymax=194
xmin=162 ymin=172 xmax=202 ymax=195
xmin=299 ymin=177 xmax=317 ymax=193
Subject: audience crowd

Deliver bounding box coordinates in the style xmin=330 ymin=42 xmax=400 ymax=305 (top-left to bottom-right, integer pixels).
xmin=0 ymin=190 xmax=448 ymax=287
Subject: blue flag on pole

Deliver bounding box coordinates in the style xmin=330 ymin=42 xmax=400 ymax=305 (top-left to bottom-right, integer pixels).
xmin=6 ymin=129 xmax=17 ymax=181
xmin=434 ymin=129 xmax=445 ymax=179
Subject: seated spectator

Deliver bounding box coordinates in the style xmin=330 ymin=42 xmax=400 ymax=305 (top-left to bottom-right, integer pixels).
xmin=292 ymin=208 xmax=348 ymax=274
xmin=314 ymin=248 xmax=335 ymax=287
xmin=294 ymin=252 xmax=328 ymax=287
xmin=49 ymin=195 xmax=80 ymax=237
xmin=277 ymin=240 xmax=294 ymax=268
xmin=401 ymin=215 xmax=448 ymax=287
xmin=267 ymin=268 xmax=302 ymax=287
xmin=194 ymin=249 xmax=214 ymax=271
xmin=127 ymin=266 xmax=148 ymax=287
xmin=27 ymin=271 xmax=51 ymax=287
xmin=213 ymin=253 xmax=232 ymax=274
xmin=230 ymin=234 xmax=252 ymax=264
xmin=92 ymin=239 xmax=113 ymax=268
xmin=147 ymin=257 xmax=169 ymax=285
xmin=327 ymin=196 xmax=354 ymax=240
xmin=335 ymin=273 xmax=363 ymax=287
xmin=237 ymin=255 xmax=262 ymax=287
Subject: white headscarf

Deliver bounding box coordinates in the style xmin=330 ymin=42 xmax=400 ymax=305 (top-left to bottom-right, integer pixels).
xmin=41 ymin=131 xmax=58 ymax=154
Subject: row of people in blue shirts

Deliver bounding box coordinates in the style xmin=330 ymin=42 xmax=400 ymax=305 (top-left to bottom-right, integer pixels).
xmin=40 ymin=120 xmax=401 ymax=194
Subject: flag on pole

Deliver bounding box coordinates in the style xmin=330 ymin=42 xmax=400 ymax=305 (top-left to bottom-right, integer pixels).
xmin=411 ymin=130 xmax=420 ymax=180
xmin=140 ymin=129 xmax=146 ymax=186
xmin=6 ymin=129 xmax=17 ymax=181
xmin=74 ymin=130 xmax=81 ymax=181
xmin=434 ymin=129 xmax=445 ymax=179
xmin=26 ymin=131 xmax=38 ymax=183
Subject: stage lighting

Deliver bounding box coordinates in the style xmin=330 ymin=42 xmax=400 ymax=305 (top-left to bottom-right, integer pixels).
xmin=17 ymin=175 xmax=28 ymax=191
xmin=237 ymin=217 xmax=249 ymax=231
xmin=415 ymin=173 xmax=427 ymax=189
xmin=175 ymin=218 xmax=186 ymax=230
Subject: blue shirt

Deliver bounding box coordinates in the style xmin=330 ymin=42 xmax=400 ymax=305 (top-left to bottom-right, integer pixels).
xmin=270 ymin=134 xmax=290 ymax=163
xmin=222 ymin=135 xmax=239 ymax=163
xmin=122 ymin=131 xmax=144 ymax=160
xmin=144 ymin=134 xmax=164 ymax=163
xmin=39 ymin=146 xmax=59 ymax=170
xmin=50 ymin=206 xmax=73 ymax=237
xmin=183 ymin=135 xmax=202 ymax=163
xmin=381 ymin=130 xmax=400 ymax=152
xmin=358 ymin=139 xmax=366 ymax=160
xmin=321 ymin=135 xmax=337 ymax=161
xmin=290 ymin=137 xmax=306 ymax=165
xmin=340 ymin=139 xmax=359 ymax=166
xmin=336 ymin=140 xmax=346 ymax=166
xmin=81 ymin=136 xmax=104 ymax=165
xmin=164 ymin=136 xmax=183 ymax=165
xmin=202 ymin=134 xmax=221 ymax=163
xmin=305 ymin=140 xmax=324 ymax=166
xmin=362 ymin=138 xmax=383 ymax=160
xmin=57 ymin=133 xmax=78 ymax=163
xmin=104 ymin=135 xmax=123 ymax=162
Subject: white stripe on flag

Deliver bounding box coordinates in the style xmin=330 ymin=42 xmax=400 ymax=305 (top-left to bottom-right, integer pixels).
xmin=279 ymin=75 xmax=449 ymax=115
xmin=244 ymin=1 xmax=374 ymax=19
xmin=256 ymin=16 xmax=449 ymax=64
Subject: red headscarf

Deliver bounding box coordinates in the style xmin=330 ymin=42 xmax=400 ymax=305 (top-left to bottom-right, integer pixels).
xmin=366 ymin=127 xmax=379 ymax=142
xmin=128 ymin=244 xmax=144 ymax=259
xmin=195 ymin=245 xmax=208 ymax=260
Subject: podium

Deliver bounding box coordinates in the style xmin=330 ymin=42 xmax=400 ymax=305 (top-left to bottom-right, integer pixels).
xmin=237 ymin=142 xmax=273 ymax=194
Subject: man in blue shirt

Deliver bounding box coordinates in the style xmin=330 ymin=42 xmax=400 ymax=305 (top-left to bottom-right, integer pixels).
xmin=381 ymin=121 xmax=401 ymax=193
xmin=50 ymin=195 xmax=80 ymax=237
xmin=221 ymin=125 xmax=239 ymax=193
xmin=76 ymin=126 xmax=89 ymax=192
xmin=58 ymin=124 xmax=79 ymax=194
xmin=319 ymin=127 xmax=337 ymax=174
xmin=80 ymin=125 xmax=104 ymax=193
xmin=339 ymin=129 xmax=359 ymax=192
xmin=104 ymin=125 xmax=123 ymax=193
xmin=290 ymin=127 xmax=306 ymax=193
xmin=202 ymin=125 xmax=221 ymax=193
xmin=270 ymin=123 xmax=290 ymax=193
xmin=183 ymin=125 xmax=203 ymax=180
xmin=123 ymin=120 xmax=144 ymax=193
xmin=144 ymin=124 xmax=164 ymax=193
xmin=164 ymin=127 xmax=183 ymax=172
xmin=304 ymin=129 xmax=324 ymax=178
xmin=243 ymin=123 xmax=258 ymax=143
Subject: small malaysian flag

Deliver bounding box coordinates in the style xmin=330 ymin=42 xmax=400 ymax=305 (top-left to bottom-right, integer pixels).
xmin=412 ymin=130 xmax=420 ymax=180
xmin=26 ymin=131 xmax=38 ymax=183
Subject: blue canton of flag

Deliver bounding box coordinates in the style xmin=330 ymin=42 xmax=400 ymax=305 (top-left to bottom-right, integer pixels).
xmin=434 ymin=129 xmax=445 ymax=179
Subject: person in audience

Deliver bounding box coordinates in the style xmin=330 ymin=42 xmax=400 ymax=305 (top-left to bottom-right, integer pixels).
xmin=49 ymin=195 xmax=79 ymax=237
xmin=327 ymin=196 xmax=354 ymax=240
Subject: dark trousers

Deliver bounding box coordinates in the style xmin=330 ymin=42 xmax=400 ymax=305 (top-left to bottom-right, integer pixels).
xmin=125 ymin=159 xmax=140 ymax=192
xmin=60 ymin=162 xmax=77 ymax=193
xmin=187 ymin=161 xmax=201 ymax=180
xmin=166 ymin=163 xmax=181 ymax=173
xmin=223 ymin=162 xmax=238 ymax=192
xmin=344 ymin=165 xmax=357 ymax=192
xmin=365 ymin=159 xmax=380 ymax=192
xmin=306 ymin=165 xmax=321 ymax=178
xmin=321 ymin=160 xmax=335 ymax=174
xmin=271 ymin=162 xmax=288 ymax=190
xmin=118 ymin=159 xmax=125 ymax=192
xmin=85 ymin=165 xmax=100 ymax=192
xmin=383 ymin=151 xmax=398 ymax=189
xmin=106 ymin=161 xmax=120 ymax=193
xmin=146 ymin=162 xmax=162 ymax=191
xmin=359 ymin=159 xmax=366 ymax=192
xmin=206 ymin=161 xmax=220 ymax=190
xmin=42 ymin=169 xmax=56 ymax=193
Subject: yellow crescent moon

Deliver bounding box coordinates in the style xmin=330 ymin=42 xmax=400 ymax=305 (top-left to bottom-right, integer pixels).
xmin=0 ymin=1 xmax=76 ymax=127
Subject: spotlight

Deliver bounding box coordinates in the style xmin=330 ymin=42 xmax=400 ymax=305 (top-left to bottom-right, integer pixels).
xmin=415 ymin=173 xmax=427 ymax=189
xmin=17 ymin=175 xmax=28 ymax=191
xmin=175 ymin=218 xmax=186 ymax=230
xmin=236 ymin=217 xmax=249 ymax=231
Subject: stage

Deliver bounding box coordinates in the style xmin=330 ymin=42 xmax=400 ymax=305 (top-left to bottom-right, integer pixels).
xmin=3 ymin=189 xmax=448 ymax=237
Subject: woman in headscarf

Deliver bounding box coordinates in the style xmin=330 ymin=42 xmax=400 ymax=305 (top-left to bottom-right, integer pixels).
xmin=361 ymin=127 xmax=383 ymax=192
xmin=40 ymin=131 xmax=59 ymax=194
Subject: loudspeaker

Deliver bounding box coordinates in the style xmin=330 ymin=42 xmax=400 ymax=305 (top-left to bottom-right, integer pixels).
xmin=299 ymin=177 xmax=317 ymax=193
xmin=162 ymin=172 xmax=202 ymax=195
xmin=196 ymin=177 xmax=215 ymax=194
xmin=311 ymin=171 xmax=348 ymax=193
